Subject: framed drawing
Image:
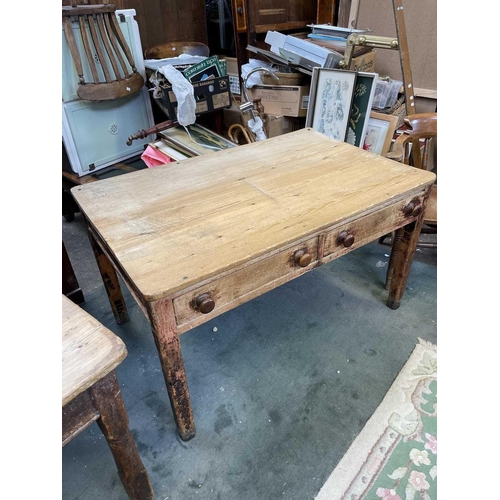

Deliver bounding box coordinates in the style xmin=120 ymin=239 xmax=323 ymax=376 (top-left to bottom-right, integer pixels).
xmin=346 ymin=72 xmax=378 ymax=148
xmin=306 ymin=68 xmax=357 ymax=141
xmin=362 ymin=112 xmax=399 ymax=156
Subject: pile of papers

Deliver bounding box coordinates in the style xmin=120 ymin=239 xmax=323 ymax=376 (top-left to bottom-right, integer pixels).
xmin=306 ymin=24 xmax=373 ymax=58
xmin=258 ymin=24 xmax=372 ymax=74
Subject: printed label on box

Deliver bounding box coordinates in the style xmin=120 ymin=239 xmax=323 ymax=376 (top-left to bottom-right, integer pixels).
xmin=212 ymin=92 xmax=230 ymax=108
xmin=247 ymin=85 xmax=309 ymax=117
xmin=350 ymin=51 xmax=377 ymax=72
xmin=195 ymin=101 xmax=209 ymax=113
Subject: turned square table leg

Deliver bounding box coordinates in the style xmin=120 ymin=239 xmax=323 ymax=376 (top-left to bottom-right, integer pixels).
xmin=147 ymin=298 xmax=196 ymax=441
xmin=88 ymin=230 xmax=129 ymax=324
xmin=91 ymin=371 xmax=154 ymax=500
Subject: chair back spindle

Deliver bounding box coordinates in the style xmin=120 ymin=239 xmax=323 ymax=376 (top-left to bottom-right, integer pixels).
xmin=62 ymin=1 xmax=144 ymax=101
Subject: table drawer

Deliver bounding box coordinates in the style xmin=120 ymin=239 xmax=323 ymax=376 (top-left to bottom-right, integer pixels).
xmin=323 ymin=191 xmax=427 ymax=259
xmin=174 ymin=237 xmax=319 ymax=328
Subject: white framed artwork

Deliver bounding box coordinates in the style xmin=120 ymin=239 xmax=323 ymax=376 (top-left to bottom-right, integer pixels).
xmin=362 ymin=111 xmax=399 ymax=156
xmin=306 ymin=68 xmax=357 ymax=141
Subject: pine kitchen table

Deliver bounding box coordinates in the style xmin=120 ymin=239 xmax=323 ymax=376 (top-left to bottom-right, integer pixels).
xmin=71 ymin=128 xmax=436 ymax=441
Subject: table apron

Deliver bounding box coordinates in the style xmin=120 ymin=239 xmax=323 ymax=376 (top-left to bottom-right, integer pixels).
xmin=173 ymin=188 xmax=428 ymax=334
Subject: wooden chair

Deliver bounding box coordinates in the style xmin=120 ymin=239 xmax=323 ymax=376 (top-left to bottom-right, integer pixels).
xmin=381 ymin=112 xmax=437 ymax=248
xmin=381 ymin=112 xmax=437 ymax=290
xmin=62 ymin=295 xmax=154 ymax=499
xmin=62 ymin=1 xmax=145 ymax=101
xmin=144 ymin=41 xmax=209 ymax=60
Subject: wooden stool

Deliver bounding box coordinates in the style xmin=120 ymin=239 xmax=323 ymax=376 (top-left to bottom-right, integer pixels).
xmin=62 ymin=295 xmax=154 ymax=499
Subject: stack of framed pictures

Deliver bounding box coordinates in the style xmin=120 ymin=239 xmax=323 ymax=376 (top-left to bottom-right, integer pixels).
xmin=159 ymin=123 xmax=237 ymax=157
xmin=306 ymin=68 xmax=399 ymax=156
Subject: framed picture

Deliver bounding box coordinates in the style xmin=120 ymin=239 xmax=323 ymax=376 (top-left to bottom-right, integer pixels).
xmin=362 ymin=112 xmax=399 ymax=156
xmin=160 ymin=123 xmax=236 ymax=156
xmin=306 ymin=68 xmax=357 ymax=141
xmin=346 ymin=72 xmax=378 ymax=148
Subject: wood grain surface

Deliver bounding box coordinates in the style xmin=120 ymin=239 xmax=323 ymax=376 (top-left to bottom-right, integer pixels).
xmin=71 ymin=129 xmax=435 ymax=301
xmin=62 ymin=295 xmax=127 ymax=406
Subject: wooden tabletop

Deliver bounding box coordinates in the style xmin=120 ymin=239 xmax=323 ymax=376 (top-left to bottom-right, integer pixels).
xmin=62 ymin=295 xmax=127 ymax=406
xmin=72 ymin=128 xmax=435 ymax=301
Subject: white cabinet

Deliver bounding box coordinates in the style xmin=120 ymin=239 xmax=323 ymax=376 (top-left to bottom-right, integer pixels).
xmin=62 ymin=9 xmax=154 ymax=176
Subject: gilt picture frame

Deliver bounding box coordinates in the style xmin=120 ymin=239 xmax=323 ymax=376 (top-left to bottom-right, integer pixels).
xmin=306 ymin=68 xmax=357 ymax=141
xmin=362 ymin=111 xmax=399 ymax=156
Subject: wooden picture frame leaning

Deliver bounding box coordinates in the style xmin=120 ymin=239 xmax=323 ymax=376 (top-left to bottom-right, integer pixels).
xmin=362 ymin=111 xmax=399 ymax=156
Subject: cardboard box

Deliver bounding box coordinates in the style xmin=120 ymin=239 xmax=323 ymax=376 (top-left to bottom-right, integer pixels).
xmin=264 ymin=115 xmax=301 ymax=138
xmin=223 ymin=56 xmax=241 ymax=97
xmin=246 ymin=85 xmax=309 ymax=117
xmin=155 ymin=75 xmax=231 ymax=119
xmin=146 ymin=60 xmax=232 ymax=120
xmin=349 ymin=50 xmax=376 ymax=72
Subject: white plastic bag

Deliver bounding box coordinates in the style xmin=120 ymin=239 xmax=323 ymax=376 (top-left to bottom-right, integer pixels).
xmin=158 ymin=65 xmax=196 ymax=126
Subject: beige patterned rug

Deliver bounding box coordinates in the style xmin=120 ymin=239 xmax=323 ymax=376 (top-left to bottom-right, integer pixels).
xmin=316 ymin=339 xmax=437 ymax=500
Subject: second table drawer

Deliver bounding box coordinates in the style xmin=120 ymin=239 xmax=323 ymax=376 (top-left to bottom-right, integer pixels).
xmin=173 ymin=237 xmax=319 ymax=328
xmin=323 ymin=190 xmax=428 ymax=258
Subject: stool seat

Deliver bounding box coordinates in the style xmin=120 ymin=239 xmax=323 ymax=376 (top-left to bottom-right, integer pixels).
xmin=62 ymin=295 xmax=154 ymax=500
xmin=62 ymin=295 xmax=127 ymax=406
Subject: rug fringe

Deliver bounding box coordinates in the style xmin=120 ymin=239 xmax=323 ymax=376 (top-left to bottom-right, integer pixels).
xmin=417 ymin=337 xmax=437 ymax=352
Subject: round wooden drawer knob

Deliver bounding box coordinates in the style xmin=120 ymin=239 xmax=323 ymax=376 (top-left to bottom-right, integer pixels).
xmin=404 ymin=202 xmax=422 ymax=217
xmin=294 ymin=250 xmax=312 ymax=267
xmin=195 ymin=294 xmax=215 ymax=314
xmin=337 ymin=231 xmax=355 ymax=247
xmin=412 ymin=204 xmax=422 ymax=217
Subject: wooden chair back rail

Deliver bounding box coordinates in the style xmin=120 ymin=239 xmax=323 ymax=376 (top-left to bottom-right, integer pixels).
xmin=143 ymin=41 xmax=210 ymax=60
xmin=387 ymin=113 xmax=437 ymax=170
xmin=62 ymin=1 xmax=144 ymax=101
xmin=382 ymin=111 xmax=437 ymax=258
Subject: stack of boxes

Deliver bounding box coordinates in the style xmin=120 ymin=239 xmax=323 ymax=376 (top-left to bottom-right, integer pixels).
xmin=226 ymin=28 xmax=378 ymax=139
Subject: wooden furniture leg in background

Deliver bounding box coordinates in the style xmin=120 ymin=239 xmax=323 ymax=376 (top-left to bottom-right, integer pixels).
xmin=88 ymin=230 xmax=130 ymax=324
xmin=386 ymin=213 xmax=427 ymax=310
xmin=63 ymin=241 xmax=84 ymax=304
xmin=147 ymin=299 xmax=196 ymax=441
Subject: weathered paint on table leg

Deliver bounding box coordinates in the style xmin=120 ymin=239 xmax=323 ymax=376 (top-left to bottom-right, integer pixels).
xmin=386 ymin=213 xmax=426 ymax=310
xmin=91 ymin=371 xmax=154 ymax=500
xmin=147 ymin=298 xmax=196 ymax=441
xmin=88 ymin=230 xmax=129 ymax=324
xmin=384 ymin=231 xmax=397 ymax=291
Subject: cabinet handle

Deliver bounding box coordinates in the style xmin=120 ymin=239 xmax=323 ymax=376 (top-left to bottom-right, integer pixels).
xmin=195 ymin=293 xmax=215 ymax=314
xmin=294 ymin=249 xmax=312 ymax=267
xmin=337 ymin=231 xmax=355 ymax=247
xmin=237 ymin=6 xmax=243 ymax=14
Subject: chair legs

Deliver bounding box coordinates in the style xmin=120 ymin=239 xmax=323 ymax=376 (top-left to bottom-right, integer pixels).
xmin=379 ymin=226 xmax=437 ymax=250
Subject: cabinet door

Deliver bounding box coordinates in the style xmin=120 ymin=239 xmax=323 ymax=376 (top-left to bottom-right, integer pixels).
xmin=62 ymin=92 xmax=151 ymax=174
